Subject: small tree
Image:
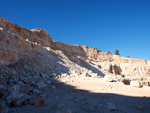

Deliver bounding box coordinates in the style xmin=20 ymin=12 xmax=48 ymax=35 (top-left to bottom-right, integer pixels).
xmin=107 ymin=51 xmax=111 ymax=54
xmin=115 ymin=49 xmax=120 ymax=55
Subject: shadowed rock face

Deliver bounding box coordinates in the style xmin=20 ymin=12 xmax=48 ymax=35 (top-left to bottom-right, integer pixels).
xmin=0 ymin=17 xmax=150 ymax=78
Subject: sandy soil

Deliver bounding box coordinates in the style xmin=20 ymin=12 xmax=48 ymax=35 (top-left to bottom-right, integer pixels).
xmin=59 ymin=76 xmax=150 ymax=97
xmin=9 ymin=76 xmax=150 ymax=113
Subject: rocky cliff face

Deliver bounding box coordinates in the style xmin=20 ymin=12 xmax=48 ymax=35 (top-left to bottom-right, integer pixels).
xmin=0 ymin=17 xmax=150 ymax=78
xmin=53 ymin=41 xmax=150 ymax=78
xmin=0 ymin=17 xmax=53 ymax=66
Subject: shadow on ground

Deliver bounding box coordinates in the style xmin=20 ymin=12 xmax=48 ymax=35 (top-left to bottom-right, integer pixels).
xmin=9 ymin=78 xmax=150 ymax=113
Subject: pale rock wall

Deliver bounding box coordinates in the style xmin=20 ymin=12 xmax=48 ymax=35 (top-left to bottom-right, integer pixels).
xmin=53 ymin=41 xmax=150 ymax=77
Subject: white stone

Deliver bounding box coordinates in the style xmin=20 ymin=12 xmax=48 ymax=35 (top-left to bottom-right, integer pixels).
xmin=81 ymin=72 xmax=89 ymax=77
xmin=91 ymin=73 xmax=98 ymax=78
xmin=130 ymin=81 xmax=141 ymax=88
xmin=25 ymin=39 xmax=29 ymax=41
xmin=103 ymin=75 xmax=113 ymax=82
xmin=0 ymin=27 xmax=3 ymax=30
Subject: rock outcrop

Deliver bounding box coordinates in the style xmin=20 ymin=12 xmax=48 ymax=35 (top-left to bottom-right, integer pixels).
xmin=53 ymin=41 xmax=150 ymax=78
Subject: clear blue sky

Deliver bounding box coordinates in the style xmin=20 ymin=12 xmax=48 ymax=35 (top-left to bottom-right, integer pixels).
xmin=1 ymin=0 xmax=150 ymax=60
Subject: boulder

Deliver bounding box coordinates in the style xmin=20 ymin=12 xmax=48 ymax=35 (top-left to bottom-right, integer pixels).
xmin=130 ymin=81 xmax=141 ymax=88
xmin=6 ymin=84 xmax=29 ymax=104
xmin=107 ymin=102 xmax=116 ymax=111
xmin=81 ymin=72 xmax=88 ymax=77
xmin=141 ymin=81 xmax=150 ymax=87
xmin=91 ymin=73 xmax=98 ymax=78
xmin=81 ymin=72 xmax=90 ymax=77
xmin=122 ymin=79 xmax=130 ymax=85
xmin=76 ymin=71 xmax=81 ymax=76
xmin=6 ymin=92 xmax=24 ymax=104
xmin=103 ymin=75 xmax=113 ymax=82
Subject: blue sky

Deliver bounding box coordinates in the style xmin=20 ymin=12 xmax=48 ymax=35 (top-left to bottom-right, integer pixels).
xmin=1 ymin=0 xmax=150 ymax=60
